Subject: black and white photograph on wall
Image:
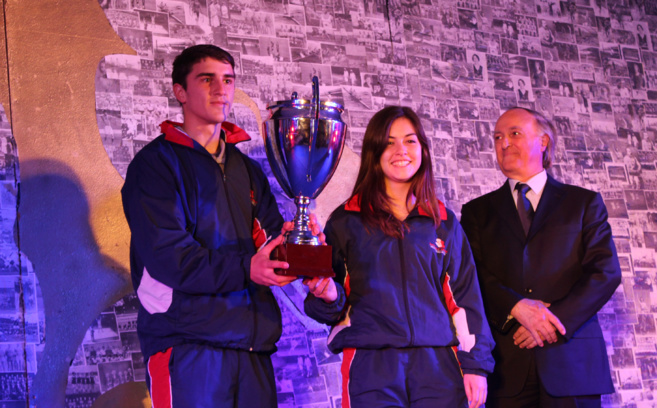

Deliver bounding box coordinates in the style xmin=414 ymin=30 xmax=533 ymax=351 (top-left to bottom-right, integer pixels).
xmin=431 ymin=60 xmax=468 ymax=82
xmin=292 ymin=374 xmax=328 ymax=405
xmin=348 ymin=110 xmax=372 ymax=129
xmin=83 ymin=313 xmax=119 ymax=344
xmin=519 ymin=34 xmax=542 ymax=58
xmin=605 ymin=198 xmax=629 ymax=219
xmin=342 ymin=87 xmax=372 ymax=110
xmin=119 ymin=331 xmax=141 ymax=353
xmin=311 ymin=338 xmax=340 ymax=366
xmin=455 ymin=137 xmax=480 ymax=161
xmin=0 ymin=373 xmax=31 ymax=403
xmin=486 ymin=53 xmax=510 ymax=73
xmin=574 ymin=84 xmax=591 ymax=114
xmin=476 ymin=98 xmax=500 ymax=120
xmin=495 ymin=90 xmax=518 ymax=110
xmin=67 ymin=366 xmax=101 ymax=396
xmin=622 ymin=47 xmax=641 ymax=63
xmin=473 ymin=31 xmax=493 ymax=53
xmin=432 ymin=121 xmax=453 ymax=140
xmin=546 ymin=60 xmax=570 ymax=83
xmin=553 ymin=21 xmax=574 ymax=43
xmin=276 ymin=334 xmax=310 ymax=357
xmin=118 ymin=27 xmax=154 ymax=58
xmin=467 ymin=50 xmax=486 ymax=81
xmin=538 ymin=19 xmax=555 ymax=47
xmin=580 ymin=47 xmax=601 ymax=67
xmin=576 ymin=25 xmax=599 ymax=47
xmin=513 ymin=76 xmax=532 ymax=101
xmin=490 ymin=72 xmax=513 ymax=92
xmin=555 ymin=42 xmax=578 ymax=63
xmin=435 ymin=99 xmax=458 ymax=122
xmin=0 ymin=343 xmax=35 ymax=374
xmin=607 ymin=164 xmax=628 ymax=183
xmin=272 ymin=354 xmax=317 ymax=384
xmin=637 ymin=353 xmax=657 ymax=382
xmin=453 ymin=120 xmax=475 ymax=139
xmin=113 ymin=293 xmax=139 ymax=315
xmin=628 ymin=62 xmax=646 ymax=91
xmin=457 ymin=101 xmax=480 ymax=121
xmin=98 ymin=360 xmax=134 ymax=394
xmin=472 ymin=80 xmax=494 ymax=98
xmin=508 ymin=55 xmax=529 ymax=76
xmin=475 ymin=121 xmax=493 ymax=151
xmin=458 ymin=8 xmax=478 ymax=30
xmin=612 ymin=348 xmax=636 ymax=370
xmin=407 ymin=55 xmax=431 ymax=77
xmin=131 ymin=352 xmax=146 ymax=382
xmin=84 ymin=340 xmax=129 ymax=366
xmin=635 ymin=22 xmax=650 ymax=50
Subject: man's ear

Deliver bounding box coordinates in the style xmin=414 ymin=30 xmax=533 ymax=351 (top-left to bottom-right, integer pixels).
xmin=541 ymin=134 xmax=549 ymax=152
xmin=173 ymin=83 xmax=186 ymax=105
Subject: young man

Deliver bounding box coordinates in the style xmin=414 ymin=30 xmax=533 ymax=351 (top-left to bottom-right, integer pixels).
xmin=121 ymin=44 xmax=297 ymax=407
xmin=461 ymin=108 xmax=621 ymax=408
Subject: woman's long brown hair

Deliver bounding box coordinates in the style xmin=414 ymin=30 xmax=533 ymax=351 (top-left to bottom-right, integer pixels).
xmin=352 ymin=106 xmax=441 ymax=238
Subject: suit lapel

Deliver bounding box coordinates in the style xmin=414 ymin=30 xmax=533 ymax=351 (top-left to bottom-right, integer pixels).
xmin=527 ymin=175 xmax=566 ymax=240
xmin=490 ymin=181 xmax=526 ymax=242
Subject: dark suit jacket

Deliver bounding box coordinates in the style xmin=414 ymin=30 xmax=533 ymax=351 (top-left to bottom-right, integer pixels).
xmin=460 ymin=175 xmax=621 ymax=398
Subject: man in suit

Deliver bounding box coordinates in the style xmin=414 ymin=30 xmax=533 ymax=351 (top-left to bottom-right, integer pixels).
xmin=460 ymin=107 xmax=621 ymax=407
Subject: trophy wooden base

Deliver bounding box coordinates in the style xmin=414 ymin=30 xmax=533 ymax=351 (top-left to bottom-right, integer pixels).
xmin=272 ymin=242 xmax=335 ymax=278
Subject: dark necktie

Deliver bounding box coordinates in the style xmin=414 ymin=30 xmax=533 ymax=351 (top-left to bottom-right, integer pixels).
xmin=515 ymin=183 xmax=534 ymax=236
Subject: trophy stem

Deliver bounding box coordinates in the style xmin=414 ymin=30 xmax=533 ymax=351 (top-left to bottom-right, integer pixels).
xmin=287 ymin=196 xmax=320 ymax=246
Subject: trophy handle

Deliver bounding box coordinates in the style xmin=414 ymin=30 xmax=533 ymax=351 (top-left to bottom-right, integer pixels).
xmin=306 ymin=76 xmax=320 ymax=183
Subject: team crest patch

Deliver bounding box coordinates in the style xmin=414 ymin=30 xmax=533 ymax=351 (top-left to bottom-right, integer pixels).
xmin=430 ymin=238 xmax=447 ymax=255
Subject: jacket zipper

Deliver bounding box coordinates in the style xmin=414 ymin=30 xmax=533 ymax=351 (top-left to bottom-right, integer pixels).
xmin=398 ymin=234 xmax=415 ymax=346
xmin=219 ymin=149 xmax=256 ymax=351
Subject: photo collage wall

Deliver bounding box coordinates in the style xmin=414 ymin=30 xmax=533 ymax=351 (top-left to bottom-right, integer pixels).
xmin=0 ymin=103 xmax=43 ymax=408
xmin=11 ymin=0 xmax=652 ymax=406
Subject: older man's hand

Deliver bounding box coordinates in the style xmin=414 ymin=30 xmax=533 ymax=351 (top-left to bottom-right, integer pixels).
xmin=510 ymin=299 xmax=566 ymax=347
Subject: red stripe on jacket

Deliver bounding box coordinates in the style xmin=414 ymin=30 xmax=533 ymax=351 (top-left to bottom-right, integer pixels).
xmin=442 ymin=273 xmax=461 ymax=316
xmin=252 ymin=218 xmax=267 ymax=250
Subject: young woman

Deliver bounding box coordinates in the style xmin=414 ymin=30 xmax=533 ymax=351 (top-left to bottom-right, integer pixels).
xmin=303 ymin=106 xmax=494 ymax=408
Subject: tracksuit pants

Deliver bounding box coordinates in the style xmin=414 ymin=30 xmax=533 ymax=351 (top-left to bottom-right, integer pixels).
xmin=340 ymin=346 xmax=469 ymax=408
xmin=146 ymin=343 xmax=276 ymax=408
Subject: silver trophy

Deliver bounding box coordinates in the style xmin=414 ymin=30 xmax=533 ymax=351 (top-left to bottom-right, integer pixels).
xmin=263 ymin=77 xmax=347 ymax=277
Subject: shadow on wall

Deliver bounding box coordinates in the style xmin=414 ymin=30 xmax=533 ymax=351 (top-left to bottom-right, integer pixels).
xmin=18 ymin=159 xmax=130 ymax=408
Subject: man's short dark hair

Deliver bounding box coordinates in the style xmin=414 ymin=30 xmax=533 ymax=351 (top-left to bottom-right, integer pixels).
xmin=172 ymin=44 xmax=235 ymax=89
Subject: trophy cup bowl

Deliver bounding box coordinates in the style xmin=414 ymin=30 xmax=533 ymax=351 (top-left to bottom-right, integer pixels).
xmin=263 ymin=77 xmax=347 ymax=277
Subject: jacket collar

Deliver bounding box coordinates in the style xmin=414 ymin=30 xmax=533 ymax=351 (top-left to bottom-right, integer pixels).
xmin=491 ymin=174 xmax=565 ymax=242
xmin=528 ymin=174 xmax=565 ymax=238
xmin=160 ymin=120 xmax=251 ymax=148
xmin=344 ymin=194 xmax=447 ymax=221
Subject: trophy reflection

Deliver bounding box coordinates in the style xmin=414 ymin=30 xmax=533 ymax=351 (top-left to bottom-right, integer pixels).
xmin=263 ymin=77 xmax=347 ymax=277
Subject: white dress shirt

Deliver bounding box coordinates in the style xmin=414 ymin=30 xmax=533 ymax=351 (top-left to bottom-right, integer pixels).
xmin=508 ymin=170 xmax=548 ymax=211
